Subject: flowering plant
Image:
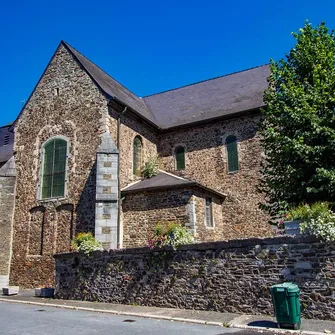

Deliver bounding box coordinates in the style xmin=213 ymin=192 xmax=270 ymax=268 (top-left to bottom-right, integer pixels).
xmin=71 ymin=232 xmax=103 ymax=254
xmin=148 ymin=222 xmax=194 ymax=250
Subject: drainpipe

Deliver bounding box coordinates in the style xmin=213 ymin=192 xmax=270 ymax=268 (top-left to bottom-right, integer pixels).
xmin=116 ymin=106 xmax=127 ymax=249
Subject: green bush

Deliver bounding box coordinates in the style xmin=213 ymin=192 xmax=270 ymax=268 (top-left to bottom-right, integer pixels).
xmin=286 ymin=202 xmax=330 ymax=221
xmin=141 ymin=156 xmax=160 ymax=179
xmin=148 ymin=222 xmax=194 ymax=250
xmin=72 ymin=232 xmax=103 ymax=254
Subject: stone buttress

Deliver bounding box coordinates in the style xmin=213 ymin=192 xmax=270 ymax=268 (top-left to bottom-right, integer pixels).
xmin=95 ymin=132 xmax=119 ymax=249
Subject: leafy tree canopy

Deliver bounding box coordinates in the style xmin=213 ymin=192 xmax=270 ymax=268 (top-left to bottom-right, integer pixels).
xmin=260 ymin=21 xmax=335 ymax=217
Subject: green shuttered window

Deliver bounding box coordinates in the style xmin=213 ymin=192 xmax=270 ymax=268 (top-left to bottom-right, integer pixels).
xmin=226 ymin=135 xmax=239 ymax=173
xmin=133 ymin=136 xmax=143 ymax=176
xmin=41 ymin=138 xmax=67 ymax=199
xmin=175 ymin=146 xmax=185 ymax=170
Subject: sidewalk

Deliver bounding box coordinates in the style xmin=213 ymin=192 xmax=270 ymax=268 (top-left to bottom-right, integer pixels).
xmin=1 ymin=290 xmax=334 ymax=335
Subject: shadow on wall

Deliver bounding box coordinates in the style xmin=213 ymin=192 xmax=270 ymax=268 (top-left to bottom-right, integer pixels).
xmin=75 ymin=161 xmax=96 ymax=234
xmin=122 ymin=191 xmax=192 ymax=213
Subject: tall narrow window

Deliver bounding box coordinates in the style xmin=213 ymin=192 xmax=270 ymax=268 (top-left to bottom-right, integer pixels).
xmin=205 ymin=198 xmax=213 ymax=227
xmin=41 ymin=138 xmax=68 ymax=199
xmin=226 ymin=135 xmax=239 ymax=173
xmin=175 ymin=146 xmax=185 ymax=170
xmin=133 ymin=136 xmax=143 ymax=176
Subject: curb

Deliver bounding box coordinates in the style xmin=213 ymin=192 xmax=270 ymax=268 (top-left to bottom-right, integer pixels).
xmin=0 ymin=298 xmax=327 ymax=334
xmin=0 ymin=298 xmax=223 ymax=327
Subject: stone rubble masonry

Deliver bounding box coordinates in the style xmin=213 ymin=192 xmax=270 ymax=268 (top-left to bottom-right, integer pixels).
xmin=55 ymin=235 xmax=335 ymax=321
xmin=158 ymin=114 xmax=272 ymax=240
xmin=95 ymin=132 xmax=119 ymax=249
xmin=10 ymin=43 xmax=110 ymax=288
xmin=0 ymin=157 xmax=16 ymax=288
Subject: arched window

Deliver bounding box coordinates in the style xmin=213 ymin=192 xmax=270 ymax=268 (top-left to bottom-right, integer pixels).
xmin=226 ymin=135 xmax=239 ymax=173
xmin=175 ymin=146 xmax=185 ymax=170
xmin=133 ymin=136 xmax=143 ymax=176
xmin=41 ymin=137 xmax=68 ymax=199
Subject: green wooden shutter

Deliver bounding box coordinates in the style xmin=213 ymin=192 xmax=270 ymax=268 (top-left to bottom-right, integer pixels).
xmin=226 ymin=135 xmax=239 ymax=173
xmin=175 ymin=146 xmax=185 ymax=170
xmin=41 ymin=138 xmax=67 ymax=199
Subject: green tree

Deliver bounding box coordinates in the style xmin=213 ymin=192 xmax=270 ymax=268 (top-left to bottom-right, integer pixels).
xmin=260 ymin=21 xmax=335 ymax=217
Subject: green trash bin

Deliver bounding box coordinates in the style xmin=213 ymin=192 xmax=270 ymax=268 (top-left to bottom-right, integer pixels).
xmin=270 ymin=282 xmax=301 ymax=330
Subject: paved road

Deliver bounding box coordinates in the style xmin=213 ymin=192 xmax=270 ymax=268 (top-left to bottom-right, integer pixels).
xmin=0 ymin=301 xmax=270 ymax=335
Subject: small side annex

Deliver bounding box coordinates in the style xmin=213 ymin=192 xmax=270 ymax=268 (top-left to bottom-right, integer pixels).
xmin=121 ymin=171 xmax=226 ymax=248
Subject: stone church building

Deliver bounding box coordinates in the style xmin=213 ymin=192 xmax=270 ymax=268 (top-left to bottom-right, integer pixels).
xmin=0 ymin=41 xmax=272 ymax=288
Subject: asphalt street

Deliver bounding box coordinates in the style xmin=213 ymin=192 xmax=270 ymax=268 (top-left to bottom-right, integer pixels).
xmin=0 ymin=301 xmax=273 ymax=335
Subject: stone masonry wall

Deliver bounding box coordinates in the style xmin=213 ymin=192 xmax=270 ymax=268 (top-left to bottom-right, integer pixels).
xmin=108 ymin=108 xmax=158 ymax=189
xmin=158 ymin=114 xmax=272 ymax=240
xmin=55 ymin=235 xmax=335 ymax=321
xmin=0 ymin=175 xmax=15 ymax=288
xmin=121 ymin=188 xmax=191 ymax=248
xmin=10 ymin=43 xmax=109 ymax=288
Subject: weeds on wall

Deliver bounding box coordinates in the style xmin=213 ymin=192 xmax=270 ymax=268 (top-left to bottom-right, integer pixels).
xmin=148 ymin=222 xmax=194 ymax=250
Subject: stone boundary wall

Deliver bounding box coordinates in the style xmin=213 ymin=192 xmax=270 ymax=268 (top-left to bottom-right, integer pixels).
xmin=55 ymin=236 xmax=335 ymax=320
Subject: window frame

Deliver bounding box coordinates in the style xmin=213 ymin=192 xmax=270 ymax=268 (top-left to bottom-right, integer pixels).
xmin=133 ymin=135 xmax=143 ymax=176
xmin=174 ymin=146 xmax=186 ymax=170
xmin=38 ymin=136 xmax=69 ymax=201
xmin=225 ymin=135 xmax=239 ymax=174
xmin=205 ymin=197 xmax=214 ymax=228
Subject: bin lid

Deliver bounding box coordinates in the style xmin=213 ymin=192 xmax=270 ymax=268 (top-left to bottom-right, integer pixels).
xmin=270 ymin=282 xmax=300 ymax=293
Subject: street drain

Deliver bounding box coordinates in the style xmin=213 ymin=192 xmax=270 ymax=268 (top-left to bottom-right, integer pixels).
xmin=123 ymin=319 xmax=136 ymax=323
xmin=37 ymin=309 xmax=46 ymax=312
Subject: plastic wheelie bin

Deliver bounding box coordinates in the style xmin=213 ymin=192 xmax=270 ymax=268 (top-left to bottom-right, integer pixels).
xmin=270 ymin=282 xmax=301 ymax=330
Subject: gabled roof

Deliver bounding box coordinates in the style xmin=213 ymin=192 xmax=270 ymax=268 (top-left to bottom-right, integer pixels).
xmin=143 ymin=65 xmax=270 ymax=129
xmin=11 ymin=41 xmax=270 ymax=132
xmin=121 ymin=171 xmax=226 ymax=199
xmin=62 ymin=42 xmax=157 ymax=125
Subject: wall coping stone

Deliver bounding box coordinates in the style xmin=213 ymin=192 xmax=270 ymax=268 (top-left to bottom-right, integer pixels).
xmin=54 ymin=235 xmax=318 ymax=259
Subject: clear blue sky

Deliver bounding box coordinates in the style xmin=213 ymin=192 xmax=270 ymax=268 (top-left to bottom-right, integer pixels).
xmin=1 ymin=0 xmax=335 ymax=126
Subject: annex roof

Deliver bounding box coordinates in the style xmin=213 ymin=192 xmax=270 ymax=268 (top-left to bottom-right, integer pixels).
xmin=121 ymin=171 xmax=226 ymax=199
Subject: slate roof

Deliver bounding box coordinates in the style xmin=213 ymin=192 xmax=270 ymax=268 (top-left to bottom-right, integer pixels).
xmin=62 ymin=41 xmax=270 ymax=130
xmin=62 ymin=42 xmax=157 ymax=124
xmin=121 ymin=171 xmax=226 ymax=199
xmin=0 ymin=124 xmax=14 ymax=164
xmin=143 ymin=65 xmax=270 ymax=128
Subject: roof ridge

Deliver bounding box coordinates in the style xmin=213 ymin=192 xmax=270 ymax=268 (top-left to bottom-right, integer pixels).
xmin=61 ymin=41 xmax=143 ymax=101
xmin=142 ymin=64 xmax=270 ymax=98
xmin=157 ymin=169 xmax=191 ymax=181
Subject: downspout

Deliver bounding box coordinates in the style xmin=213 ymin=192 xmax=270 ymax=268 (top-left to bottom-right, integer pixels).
xmin=116 ymin=106 xmax=127 ymax=249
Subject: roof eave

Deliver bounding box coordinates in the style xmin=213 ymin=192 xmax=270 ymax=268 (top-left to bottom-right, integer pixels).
xmin=160 ymin=107 xmax=264 ymax=132
xmin=108 ymin=97 xmax=161 ymax=131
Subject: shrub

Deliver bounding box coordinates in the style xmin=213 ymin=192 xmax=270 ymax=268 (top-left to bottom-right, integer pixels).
xmin=141 ymin=156 xmax=160 ymax=179
xmin=286 ymin=202 xmax=330 ymax=221
xmin=300 ymin=210 xmax=335 ymax=242
xmin=148 ymin=222 xmax=194 ymax=250
xmin=72 ymin=232 xmax=103 ymax=254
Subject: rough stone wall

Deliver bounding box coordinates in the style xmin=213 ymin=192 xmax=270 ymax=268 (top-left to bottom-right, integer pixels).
xmin=10 ymin=43 xmax=109 ymax=288
xmin=55 ymin=235 xmax=335 ymax=321
xmin=121 ymin=188 xmax=191 ymax=248
xmin=158 ymin=114 xmax=272 ymax=240
xmin=108 ymin=108 xmax=158 ymax=189
xmin=0 ymin=175 xmax=15 ymax=288
xmin=192 ymin=190 xmax=224 ymax=242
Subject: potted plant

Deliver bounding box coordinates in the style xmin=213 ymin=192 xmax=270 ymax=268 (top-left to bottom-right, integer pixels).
xmin=282 ymin=202 xmax=331 ymax=236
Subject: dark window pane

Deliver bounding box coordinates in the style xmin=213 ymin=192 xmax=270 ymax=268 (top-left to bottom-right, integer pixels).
xmin=205 ymin=198 xmax=213 ymax=227
xmin=226 ymin=135 xmax=239 ymax=173
xmin=175 ymin=147 xmax=185 ymax=170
